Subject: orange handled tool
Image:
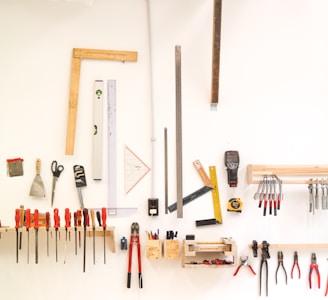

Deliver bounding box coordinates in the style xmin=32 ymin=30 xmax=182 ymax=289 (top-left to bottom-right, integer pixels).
xmin=102 ymin=207 xmax=107 ymax=264
xmin=15 ymin=209 xmax=20 ymax=263
xmin=26 ymin=209 xmax=31 ymax=264
xmin=34 ymin=209 xmax=39 ymax=264
xmin=54 ymin=208 xmax=60 ymax=262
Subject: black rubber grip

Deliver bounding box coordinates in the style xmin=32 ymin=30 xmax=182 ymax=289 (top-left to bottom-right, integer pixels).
xmin=138 ymin=273 xmax=143 ymax=289
xmin=127 ymin=273 xmax=131 ymax=288
xmin=195 ymin=218 xmax=218 ymax=227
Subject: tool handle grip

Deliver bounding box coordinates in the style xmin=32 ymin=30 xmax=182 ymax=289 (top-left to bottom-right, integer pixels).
xmin=83 ymin=209 xmax=88 ymax=227
xmin=25 ymin=209 xmax=31 ymax=229
xmin=101 ymin=207 xmax=107 ymax=228
xmin=77 ymin=209 xmax=82 ymax=226
xmin=65 ymin=208 xmax=70 ymax=228
xmin=46 ymin=212 xmax=50 ymax=229
xmin=54 ymin=208 xmax=59 ymax=228
xmin=127 ymin=273 xmax=131 ymax=288
xmin=138 ymin=273 xmax=143 ymax=289
xmin=74 ymin=212 xmax=77 ymax=227
xmin=90 ymin=209 xmax=95 ymax=227
xmin=34 ymin=209 xmax=39 ymax=229
xmin=96 ymin=211 xmax=101 ymax=226
xmin=15 ymin=209 xmax=20 ymax=229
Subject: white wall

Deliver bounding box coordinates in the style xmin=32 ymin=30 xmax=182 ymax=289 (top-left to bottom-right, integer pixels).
xmin=1 ymin=0 xmax=328 ymax=299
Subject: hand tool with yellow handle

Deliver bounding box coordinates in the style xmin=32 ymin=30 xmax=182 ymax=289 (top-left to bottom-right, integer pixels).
xmin=83 ymin=208 xmax=88 ymax=272
xmin=64 ymin=208 xmax=71 ymax=264
xmin=29 ymin=158 xmax=45 ymax=197
xmin=54 ymin=208 xmax=60 ymax=262
xmin=46 ymin=212 xmax=50 ymax=256
xmin=101 ymin=208 xmax=107 ymax=264
xmin=90 ymin=209 xmax=96 ymax=265
xmin=15 ymin=209 xmax=20 ymax=263
xmin=26 ymin=209 xmax=31 ymax=264
xmin=34 ymin=209 xmax=39 ymax=264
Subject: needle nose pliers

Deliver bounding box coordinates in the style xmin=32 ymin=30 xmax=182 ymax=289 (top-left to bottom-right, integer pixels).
xmin=275 ymin=251 xmax=287 ymax=284
xmin=291 ymin=251 xmax=301 ymax=279
xmin=309 ymin=253 xmax=320 ymax=289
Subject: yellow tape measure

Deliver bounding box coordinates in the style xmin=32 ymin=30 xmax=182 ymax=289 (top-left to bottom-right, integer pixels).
xmin=209 ymin=166 xmax=223 ymax=224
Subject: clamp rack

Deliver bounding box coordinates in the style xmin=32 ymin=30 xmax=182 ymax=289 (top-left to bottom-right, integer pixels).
xmin=247 ymin=165 xmax=328 ymax=184
xmin=182 ymin=238 xmax=236 ymax=268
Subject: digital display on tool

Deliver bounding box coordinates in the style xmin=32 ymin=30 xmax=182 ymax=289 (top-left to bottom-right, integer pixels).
xmin=224 ymin=151 xmax=240 ymax=187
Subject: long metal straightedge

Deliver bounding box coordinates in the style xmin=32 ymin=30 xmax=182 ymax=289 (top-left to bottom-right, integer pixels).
xmin=168 ymin=186 xmax=212 ymax=213
xmin=175 ymin=45 xmax=183 ymax=218
xmin=65 ymin=48 xmax=137 ymax=155
xmin=210 ymin=0 xmax=222 ymax=108
xmin=107 ymin=80 xmax=137 ymax=216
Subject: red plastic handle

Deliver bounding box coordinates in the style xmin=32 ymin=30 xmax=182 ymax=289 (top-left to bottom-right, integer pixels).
xmin=46 ymin=212 xmax=50 ymax=229
xmin=34 ymin=209 xmax=39 ymax=229
xmin=25 ymin=209 xmax=31 ymax=229
xmin=65 ymin=208 xmax=71 ymax=228
xmin=101 ymin=207 xmax=107 ymax=228
xmin=54 ymin=208 xmax=59 ymax=229
xmin=15 ymin=209 xmax=20 ymax=229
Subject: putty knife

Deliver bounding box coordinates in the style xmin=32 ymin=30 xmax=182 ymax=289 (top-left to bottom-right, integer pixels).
xmin=30 ymin=158 xmax=45 ymax=197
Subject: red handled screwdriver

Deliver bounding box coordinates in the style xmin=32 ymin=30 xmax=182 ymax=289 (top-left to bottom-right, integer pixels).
xmin=46 ymin=212 xmax=50 ymax=256
xmin=15 ymin=209 xmax=20 ymax=263
xmin=26 ymin=209 xmax=31 ymax=264
xmin=77 ymin=209 xmax=82 ymax=248
xmin=73 ymin=212 xmax=77 ymax=255
xmin=64 ymin=208 xmax=71 ymax=264
xmin=83 ymin=208 xmax=88 ymax=272
xmin=34 ymin=209 xmax=39 ymax=264
xmin=102 ymin=207 xmax=107 ymax=264
xmin=54 ymin=208 xmax=60 ymax=262
xmin=90 ymin=209 xmax=96 ymax=265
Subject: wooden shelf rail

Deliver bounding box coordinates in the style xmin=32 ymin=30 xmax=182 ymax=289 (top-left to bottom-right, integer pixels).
xmin=249 ymin=243 xmax=328 ymax=249
xmin=0 ymin=226 xmax=116 ymax=252
xmin=247 ymin=164 xmax=328 ymax=184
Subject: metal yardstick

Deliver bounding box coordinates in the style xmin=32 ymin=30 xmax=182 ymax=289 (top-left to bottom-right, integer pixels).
xmin=34 ymin=209 xmax=39 ymax=264
xmin=25 ymin=209 xmax=31 ymax=264
xmin=15 ymin=209 xmax=20 ymax=263
xmin=54 ymin=208 xmax=60 ymax=262
xmin=74 ymin=165 xmax=87 ymax=209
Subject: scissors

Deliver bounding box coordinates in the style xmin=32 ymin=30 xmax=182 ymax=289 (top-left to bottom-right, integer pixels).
xmin=51 ymin=160 xmax=64 ymax=207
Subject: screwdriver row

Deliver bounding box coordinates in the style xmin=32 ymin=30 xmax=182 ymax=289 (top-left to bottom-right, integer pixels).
xmin=14 ymin=207 xmax=108 ymax=271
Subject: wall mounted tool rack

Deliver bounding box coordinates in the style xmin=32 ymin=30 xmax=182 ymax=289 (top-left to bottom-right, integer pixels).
xmin=249 ymin=243 xmax=328 ymax=249
xmin=182 ymin=238 xmax=236 ymax=268
xmin=1 ymin=226 xmax=116 ymax=252
xmin=247 ymin=165 xmax=328 ymax=184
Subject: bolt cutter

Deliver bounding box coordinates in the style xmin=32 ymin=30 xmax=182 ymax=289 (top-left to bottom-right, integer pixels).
xmin=127 ymin=222 xmax=143 ymax=288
